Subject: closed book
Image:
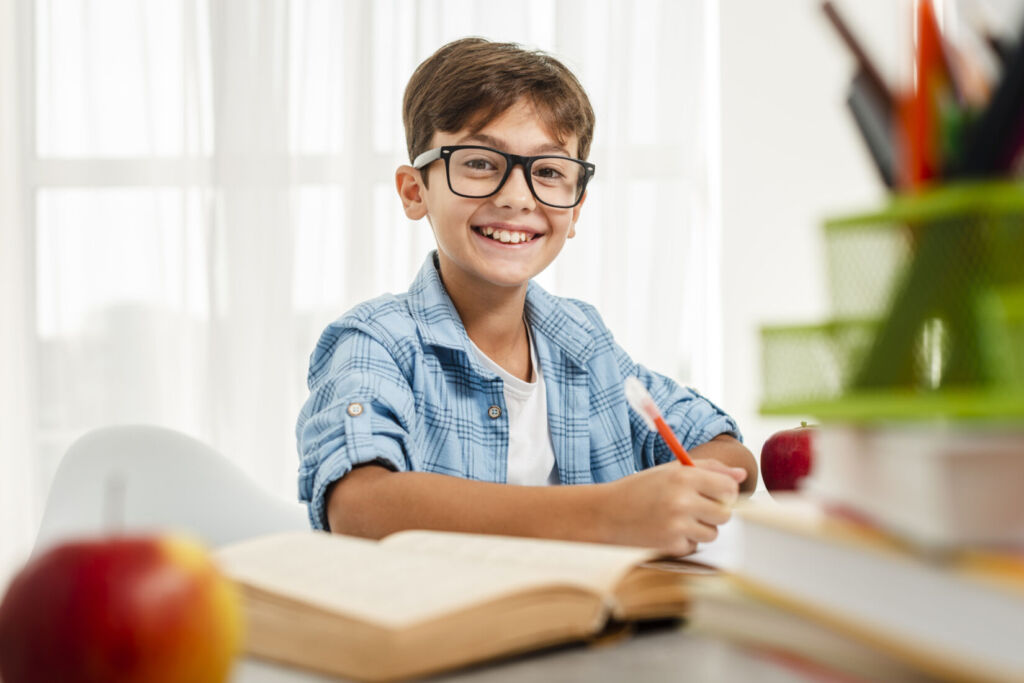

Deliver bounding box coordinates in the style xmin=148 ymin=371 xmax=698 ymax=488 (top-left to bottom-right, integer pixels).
xmin=734 ymin=499 xmax=1024 ymax=683
xmin=215 ymin=530 xmax=709 ymax=681
xmin=805 ymin=424 xmax=1024 ymax=548
xmin=688 ymin=576 xmax=935 ymax=682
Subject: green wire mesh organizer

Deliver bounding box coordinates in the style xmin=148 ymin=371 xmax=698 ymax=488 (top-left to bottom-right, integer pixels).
xmin=760 ymin=181 xmax=1024 ymax=421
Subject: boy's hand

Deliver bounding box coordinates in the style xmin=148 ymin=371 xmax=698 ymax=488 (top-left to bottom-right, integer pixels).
xmin=600 ymin=460 xmax=746 ymax=557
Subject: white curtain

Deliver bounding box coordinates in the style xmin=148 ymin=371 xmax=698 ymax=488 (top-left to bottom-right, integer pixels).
xmin=1 ymin=0 xmax=720 ymax=588
xmin=1 ymin=0 xmax=37 ymax=589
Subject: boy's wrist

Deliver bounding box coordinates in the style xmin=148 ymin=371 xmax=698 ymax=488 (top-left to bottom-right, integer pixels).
xmin=576 ymin=481 xmax=617 ymax=545
xmin=690 ymin=435 xmax=759 ymax=493
xmin=523 ymin=480 xmax=615 ymax=546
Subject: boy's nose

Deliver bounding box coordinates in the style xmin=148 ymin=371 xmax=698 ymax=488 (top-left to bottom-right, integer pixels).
xmin=492 ymin=165 xmax=536 ymax=212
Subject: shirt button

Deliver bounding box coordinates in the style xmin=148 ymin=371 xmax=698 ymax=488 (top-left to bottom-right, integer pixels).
xmin=487 ymin=405 xmax=502 ymax=419
xmin=347 ymin=402 xmax=364 ymax=417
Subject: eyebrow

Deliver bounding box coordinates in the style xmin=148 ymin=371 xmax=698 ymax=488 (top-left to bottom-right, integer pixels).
xmin=457 ymin=133 xmax=572 ymax=157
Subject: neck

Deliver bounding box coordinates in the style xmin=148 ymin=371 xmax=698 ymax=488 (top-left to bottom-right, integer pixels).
xmin=437 ymin=257 xmax=532 ymax=381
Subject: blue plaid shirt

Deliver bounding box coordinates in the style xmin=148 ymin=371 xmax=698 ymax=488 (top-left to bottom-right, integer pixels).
xmin=296 ymin=252 xmax=742 ymax=530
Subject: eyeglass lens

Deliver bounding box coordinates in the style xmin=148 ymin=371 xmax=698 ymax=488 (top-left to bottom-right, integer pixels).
xmin=447 ymin=148 xmax=586 ymax=207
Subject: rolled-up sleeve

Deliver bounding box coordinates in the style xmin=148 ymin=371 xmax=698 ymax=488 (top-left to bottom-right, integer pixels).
xmin=296 ymin=327 xmax=415 ymax=531
xmin=635 ymin=362 xmax=742 ymax=461
xmin=573 ymin=297 xmax=743 ymax=471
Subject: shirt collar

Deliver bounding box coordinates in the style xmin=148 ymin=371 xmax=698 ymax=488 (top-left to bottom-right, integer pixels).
xmin=407 ymin=251 xmax=596 ymax=367
xmin=406 ymin=252 xmax=472 ymax=352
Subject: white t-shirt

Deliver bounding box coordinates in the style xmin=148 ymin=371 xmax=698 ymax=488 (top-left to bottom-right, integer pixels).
xmin=468 ymin=325 xmax=560 ymax=486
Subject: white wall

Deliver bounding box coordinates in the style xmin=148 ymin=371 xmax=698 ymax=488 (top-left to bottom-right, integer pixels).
xmin=718 ymin=0 xmax=906 ymax=467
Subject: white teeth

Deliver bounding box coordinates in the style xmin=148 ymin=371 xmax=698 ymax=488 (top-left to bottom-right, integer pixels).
xmin=477 ymin=227 xmax=533 ymax=243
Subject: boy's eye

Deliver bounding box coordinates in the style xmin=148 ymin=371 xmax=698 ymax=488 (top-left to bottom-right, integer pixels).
xmin=533 ymin=161 xmax=576 ymax=186
xmin=462 ymin=157 xmax=499 ymax=172
xmin=533 ymin=166 xmax=566 ymax=180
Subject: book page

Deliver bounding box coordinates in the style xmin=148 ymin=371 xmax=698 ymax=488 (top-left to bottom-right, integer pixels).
xmin=381 ymin=530 xmax=661 ymax=594
xmin=215 ymin=531 xmax=597 ymax=629
xmin=684 ymin=516 xmax=741 ymax=571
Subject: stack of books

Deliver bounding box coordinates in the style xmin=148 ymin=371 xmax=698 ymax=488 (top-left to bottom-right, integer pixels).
xmin=689 ymin=425 xmax=1024 ymax=683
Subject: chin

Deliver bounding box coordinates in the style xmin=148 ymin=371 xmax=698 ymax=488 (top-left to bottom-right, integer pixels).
xmin=479 ymin=257 xmax=553 ymax=288
xmin=479 ymin=269 xmax=536 ymax=289
xmin=438 ymin=240 xmax=555 ymax=291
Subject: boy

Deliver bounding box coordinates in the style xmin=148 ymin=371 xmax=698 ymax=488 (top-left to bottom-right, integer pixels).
xmin=297 ymin=38 xmax=757 ymax=557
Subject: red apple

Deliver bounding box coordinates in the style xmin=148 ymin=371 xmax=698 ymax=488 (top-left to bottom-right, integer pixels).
xmin=760 ymin=422 xmax=815 ymax=493
xmin=0 ymin=534 xmax=243 ymax=683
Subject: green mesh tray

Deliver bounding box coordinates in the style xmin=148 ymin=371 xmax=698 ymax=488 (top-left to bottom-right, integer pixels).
xmin=761 ymin=319 xmax=878 ymax=408
xmin=761 ymin=181 xmax=1024 ymax=421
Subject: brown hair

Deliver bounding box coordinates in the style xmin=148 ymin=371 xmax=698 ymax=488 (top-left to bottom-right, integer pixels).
xmin=402 ymin=38 xmax=596 ymax=170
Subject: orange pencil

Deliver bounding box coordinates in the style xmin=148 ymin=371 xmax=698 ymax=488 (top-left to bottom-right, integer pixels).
xmin=624 ymin=377 xmax=695 ymax=466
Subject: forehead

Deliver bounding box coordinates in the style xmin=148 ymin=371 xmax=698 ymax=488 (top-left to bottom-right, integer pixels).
xmin=430 ymin=99 xmax=579 ymax=156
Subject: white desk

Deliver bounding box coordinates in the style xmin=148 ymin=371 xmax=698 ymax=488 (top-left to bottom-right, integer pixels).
xmin=233 ymin=625 xmax=818 ymax=682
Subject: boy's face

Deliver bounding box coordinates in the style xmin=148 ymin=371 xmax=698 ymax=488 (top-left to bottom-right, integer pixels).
xmin=397 ymin=98 xmax=585 ymax=298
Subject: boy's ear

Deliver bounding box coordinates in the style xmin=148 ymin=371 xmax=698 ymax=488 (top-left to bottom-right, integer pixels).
xmin=396 ymin=165 xmax=428 ymax=220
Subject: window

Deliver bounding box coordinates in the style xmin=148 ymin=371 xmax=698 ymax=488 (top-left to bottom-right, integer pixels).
xmin=4 ymin=0 xmax=721 ymax=583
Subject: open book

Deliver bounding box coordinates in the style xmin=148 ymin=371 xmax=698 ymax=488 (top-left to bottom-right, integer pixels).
xmin=215 ymin=530 xmax=712 ymax=681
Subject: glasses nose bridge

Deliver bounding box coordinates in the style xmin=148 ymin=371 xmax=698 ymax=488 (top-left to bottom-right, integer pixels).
xmin=497 ymin=153 xmax=535 ymax=198
xmin=504 ymin=153 xmax=532 ymax=183
xmin=506 ymin=152 xmax=531 ymax=172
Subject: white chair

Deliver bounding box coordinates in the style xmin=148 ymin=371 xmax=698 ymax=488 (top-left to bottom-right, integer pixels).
xmin=34 ymin=425 xmax=309 ymax=555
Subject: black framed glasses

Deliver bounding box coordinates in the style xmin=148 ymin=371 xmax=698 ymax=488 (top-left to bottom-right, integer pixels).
xmin=412 ymin=145 xmax=596 ymax=209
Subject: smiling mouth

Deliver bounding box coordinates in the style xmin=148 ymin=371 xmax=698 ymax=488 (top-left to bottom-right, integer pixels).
xmin=473 ymin=226 xmax=539 ymax=244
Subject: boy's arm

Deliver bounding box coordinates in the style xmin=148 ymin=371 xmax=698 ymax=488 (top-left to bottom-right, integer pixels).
xmin=327 ymin=459 xmax=746 ymax=557
xmin=327 ymin=466 xmax=605 ymax=542
xmin=578 ymin=302 xmax=752 ymax=488
xmin=690 ymin=434 xmax=758 ymax=494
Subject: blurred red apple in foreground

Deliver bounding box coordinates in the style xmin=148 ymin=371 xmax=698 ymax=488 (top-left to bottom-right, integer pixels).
xmin=0 ymin=535 xmax=243 ymax=683
xmin=760 ymin=422 xmax=815 ymax=493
